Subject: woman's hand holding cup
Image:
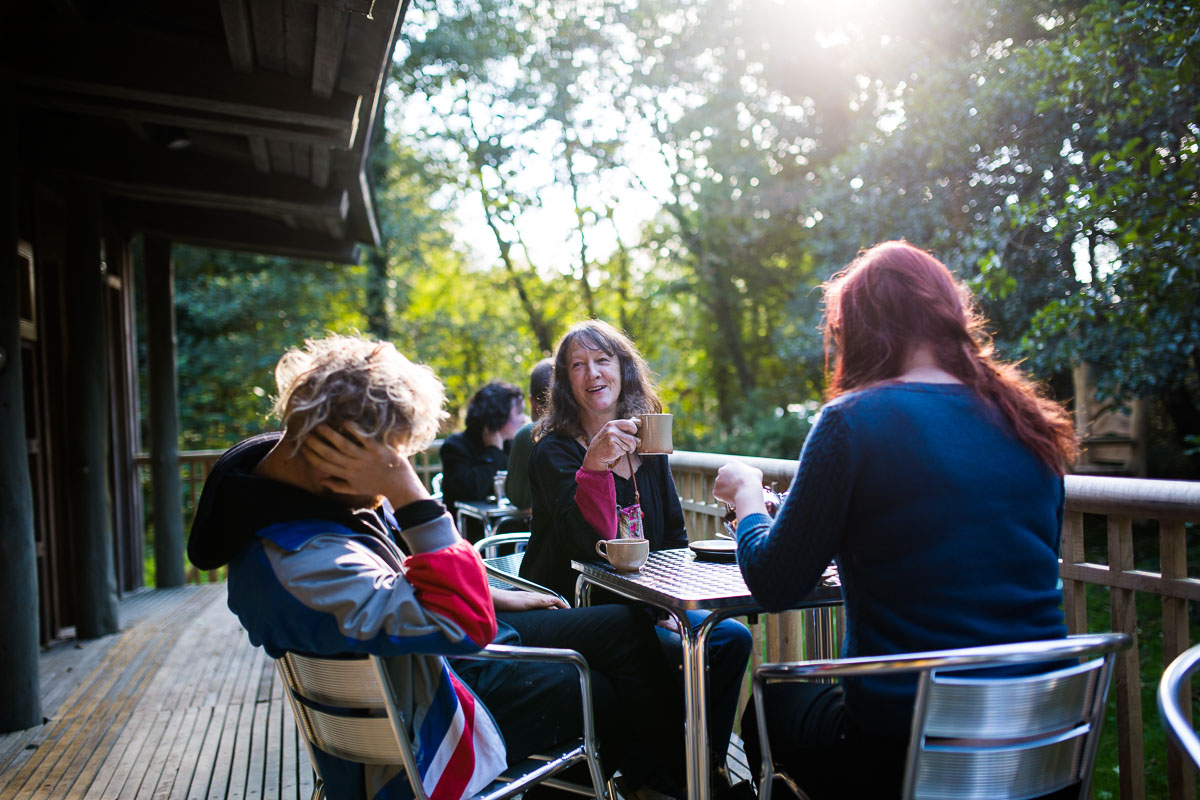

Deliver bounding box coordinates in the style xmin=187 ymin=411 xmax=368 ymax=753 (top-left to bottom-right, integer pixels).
xmin=713 ymin=461 xmax=769 ymax=522
xmin=581 ymin=418 xmax=640 ymax=471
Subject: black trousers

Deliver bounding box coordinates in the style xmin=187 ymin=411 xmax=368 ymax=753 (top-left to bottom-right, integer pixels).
xmin=741 ymin=682 xmax=907 ymax=800
xmin=452 ymin=604 xmax=685 ymax=791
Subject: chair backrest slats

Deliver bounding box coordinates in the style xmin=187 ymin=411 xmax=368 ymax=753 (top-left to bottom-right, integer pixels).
xmin=286 ymin=653 xmax=386 ymax=707
xmin=923 ymin=658 xmax=1102 ymax=738
xmin=305 ymin=709 xmax=405 ymax=765
xmin=913 ymin=728 xmax=1086 ymax=800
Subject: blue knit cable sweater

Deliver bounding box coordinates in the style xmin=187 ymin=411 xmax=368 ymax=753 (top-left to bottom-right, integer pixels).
xmin=736 ymin=382 xmax=1067 ymax=736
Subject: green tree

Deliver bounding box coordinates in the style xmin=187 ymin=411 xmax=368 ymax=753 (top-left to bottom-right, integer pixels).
xmin=170 ymin=246 xmax=367 ymax=449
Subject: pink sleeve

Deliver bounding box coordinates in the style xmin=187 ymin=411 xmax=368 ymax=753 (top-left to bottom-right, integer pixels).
xmin=575 ymin=467 xmax=618 ymax=540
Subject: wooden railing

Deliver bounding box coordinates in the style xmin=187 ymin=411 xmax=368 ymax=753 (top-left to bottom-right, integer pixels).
xmin=142 ymin=444 xmax=1200 ymax=800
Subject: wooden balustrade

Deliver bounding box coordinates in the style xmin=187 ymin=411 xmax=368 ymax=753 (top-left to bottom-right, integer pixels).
xmin=140 ymin=444 xmax=1200 ymax=799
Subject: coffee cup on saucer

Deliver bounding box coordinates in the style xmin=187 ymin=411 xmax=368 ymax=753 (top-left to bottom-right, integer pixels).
xmin=595 ymin=538 xmax=650 ymax=572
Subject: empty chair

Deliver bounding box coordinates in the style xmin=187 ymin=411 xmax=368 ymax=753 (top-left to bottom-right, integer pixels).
xmin=753 ymin=632 xmax=1131 ymax=800
xmin=473 ymin=533 xmax=569 ymax=606
xmin=278 ymin=643 xmax=607 ymax=800
xmin=1159 ymin=641 xmax=1200 ymax=772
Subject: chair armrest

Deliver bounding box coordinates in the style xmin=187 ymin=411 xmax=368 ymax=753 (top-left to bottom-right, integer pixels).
xmin=474 ymin=532 xmax=532 ymax=556
xmin=1159 ymin=642 xmax=1200 ymax=770
xmin=453 ymin=644 xmax=603 ymax=791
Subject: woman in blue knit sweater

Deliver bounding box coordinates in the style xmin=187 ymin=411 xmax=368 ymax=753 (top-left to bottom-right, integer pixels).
xmin=714 ymin=241 xmax=1078 ymax=799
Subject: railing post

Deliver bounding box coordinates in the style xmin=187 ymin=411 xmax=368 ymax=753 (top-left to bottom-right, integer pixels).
xmin=1161 ymin=519 xmax=1194 ymax=800
xmin=1107 ymin=515 xmax=1145 ymax=800
xmin=1061 ymin=510 xmax=1089 ymax=635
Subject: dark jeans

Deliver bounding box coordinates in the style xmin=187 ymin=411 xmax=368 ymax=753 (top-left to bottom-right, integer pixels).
xmin=741 ymin=681 xmax=907 ymax=800
xmin=452 ymin=604 xmax=685 ymax=791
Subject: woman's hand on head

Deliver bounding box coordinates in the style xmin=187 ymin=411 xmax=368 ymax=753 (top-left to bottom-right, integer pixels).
xmin=713 ymin=461 xmax=768 ymax=518
xmin=581 ymin=418 xmax=641 ymax=471
xmin=301 ymin=424 xmax=430 ymax=506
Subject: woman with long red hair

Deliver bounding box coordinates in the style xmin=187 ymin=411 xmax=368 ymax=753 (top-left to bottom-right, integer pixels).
xmin=714 ymin=241 xmax=1077 ymax=799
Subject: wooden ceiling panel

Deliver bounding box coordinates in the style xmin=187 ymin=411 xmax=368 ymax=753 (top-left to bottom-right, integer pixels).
xmin=5 ymin=0 xmax=407 ymax=262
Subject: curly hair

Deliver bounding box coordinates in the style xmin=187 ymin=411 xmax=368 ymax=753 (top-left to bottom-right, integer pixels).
xmin=465 ymin=381 xmax=523 ymax=437
xmin=823 ymin=240 xmax=1077 ymax=473
xmin=272 ymin=334 xmax=447 ymax=457
xmin=540 ymin=320 xmax=661 ymax=439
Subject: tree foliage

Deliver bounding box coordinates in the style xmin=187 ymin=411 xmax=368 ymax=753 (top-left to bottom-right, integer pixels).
xmin=161 ymin=0 xmax=1200 ymax=479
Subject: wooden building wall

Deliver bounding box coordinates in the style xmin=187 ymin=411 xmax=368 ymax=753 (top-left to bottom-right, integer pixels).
xmin=16 ymin=182 xmax=143 ymax=644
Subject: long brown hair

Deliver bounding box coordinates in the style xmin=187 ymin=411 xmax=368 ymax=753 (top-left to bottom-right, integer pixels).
xmin=539 ymin=320 xmax=662 ymax=439
xmin=823 ymin=241 xmax=1077 ymax=473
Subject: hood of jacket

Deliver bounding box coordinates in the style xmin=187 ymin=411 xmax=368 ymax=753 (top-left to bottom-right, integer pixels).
xmin=186 ymin=431 xmax=387 ymax=570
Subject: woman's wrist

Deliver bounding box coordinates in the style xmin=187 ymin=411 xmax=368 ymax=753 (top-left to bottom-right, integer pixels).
xmin=733 ymin=483 xmax=769 ymax=518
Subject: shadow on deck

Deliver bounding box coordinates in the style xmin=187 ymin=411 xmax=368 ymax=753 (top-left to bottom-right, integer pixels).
xmin=0 ymin=585 xmax=751 ymax=799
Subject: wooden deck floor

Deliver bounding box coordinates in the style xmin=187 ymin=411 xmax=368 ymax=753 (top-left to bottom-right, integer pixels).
xmin=0 ymin=584 xmax=313 ymax=800
xmin=0 ymin=585 xmax=749 ymax=799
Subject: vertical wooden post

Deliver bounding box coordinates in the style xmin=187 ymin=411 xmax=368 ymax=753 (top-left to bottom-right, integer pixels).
xmin=1107 ymin=515 xmax=1145 ymax=800
xmin=0 ymin=98 xmax=43 ymax=732
xmin=144 ymin=236 xmax=185 ymax=587
xmin=1060 ymin=510 xmax=1088 ymax=634
xmin=1161 ymin=519 xmax=1194 ymax=800
xmin=65 ymin=186 xmax=119 ymax=638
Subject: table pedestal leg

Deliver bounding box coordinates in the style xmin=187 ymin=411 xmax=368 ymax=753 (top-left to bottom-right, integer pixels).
xmin=681 ymin=613 xmax=720 ymax=800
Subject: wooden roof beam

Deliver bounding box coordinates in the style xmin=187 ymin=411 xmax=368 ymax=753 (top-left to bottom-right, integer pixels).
xmin=15 ymin=90 xmax=357 ymax=148
xmin=116 ymin=201 xmax=361 ymax=263
xmin=2 ymin=26 xmax=362 ymax=145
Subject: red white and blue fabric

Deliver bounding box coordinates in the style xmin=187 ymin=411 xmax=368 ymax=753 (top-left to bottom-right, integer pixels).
xmin=414 ymin=664 xmax=507 ymax=800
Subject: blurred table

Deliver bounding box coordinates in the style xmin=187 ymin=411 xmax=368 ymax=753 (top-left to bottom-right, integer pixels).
xmin=572 ymin=548 xmax=842 ymax=800
xmin=455 ymin=499 xmax=532 ymax=541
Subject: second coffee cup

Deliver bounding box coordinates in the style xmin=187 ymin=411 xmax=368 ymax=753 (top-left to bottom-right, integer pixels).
xmin=595 ymin=538 xmax=650 ymax=572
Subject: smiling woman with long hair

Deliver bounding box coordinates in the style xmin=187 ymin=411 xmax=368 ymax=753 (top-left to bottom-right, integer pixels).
xmin=522 ymin=319 xmax=752 ymax=791
xmin=715 ymin=241 xmax=1076 ymax=800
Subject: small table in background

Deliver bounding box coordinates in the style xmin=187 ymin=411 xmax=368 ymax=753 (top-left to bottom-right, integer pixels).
xmin=571 ymin=548 xmax=842 ymax=800
xmin=455 ymin=499 xmax=532 ymax=541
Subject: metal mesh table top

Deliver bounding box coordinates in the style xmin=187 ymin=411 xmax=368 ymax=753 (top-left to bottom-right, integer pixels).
xmin=572 ymin=547 xmax=841 ymax=613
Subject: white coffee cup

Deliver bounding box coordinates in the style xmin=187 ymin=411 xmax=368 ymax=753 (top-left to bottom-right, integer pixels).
xmin=595 ymin=538 xmax=650 ymax=572
xmin=635 ymin=413 xmax=673 ymax=455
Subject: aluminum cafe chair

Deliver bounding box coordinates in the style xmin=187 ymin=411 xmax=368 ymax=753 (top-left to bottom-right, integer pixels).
xmin=277 ymin=644 xmax=608 ymax=800
xmin=473 ymin=533 xmax=571 ymax=607
xmin=753 ymin=632 xmax=1132 ymax=800
xmin=1159 ymin=641 xmax=1200 ymax=771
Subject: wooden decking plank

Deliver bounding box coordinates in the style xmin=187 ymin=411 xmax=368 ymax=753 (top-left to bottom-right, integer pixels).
xmin=262 ymin=692 xmax=284 ymax=800
xmin=202 ymin=702 xmax=243 ymax=800
xmin=174 ymin=705 xmax=225 ymax=800
xmin=143 ymin=705 xmax=202 ymax=800
xmin=222 ymin=698 xmax=260 ymax=800
xmin=198 ymin=627 xmax=245 ymax=711
xmin=43 ymin=615 xmax=204 ymax=800
xmin=98 ymin=709 xmax=172 ymax=800
xmin=3 ymin=629 xmax=157 ymax=799
xmin=38 ymin=628 xmax=185 ymax=800
xmin=279 ymin=693 xmax=302 ymax=800
xmin=0 ymin=730 xmax=41 ymax=782
xmin=242 ymin=698 xmax=271 ymax=800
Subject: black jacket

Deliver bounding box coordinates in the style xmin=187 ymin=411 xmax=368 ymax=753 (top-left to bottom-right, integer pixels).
xmin=439 ymin=431 xmax=509 ymax=517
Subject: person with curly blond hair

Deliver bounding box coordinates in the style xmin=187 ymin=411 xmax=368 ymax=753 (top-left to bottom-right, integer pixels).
xmin=188 ymin=334 xmax=685 ymax=800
